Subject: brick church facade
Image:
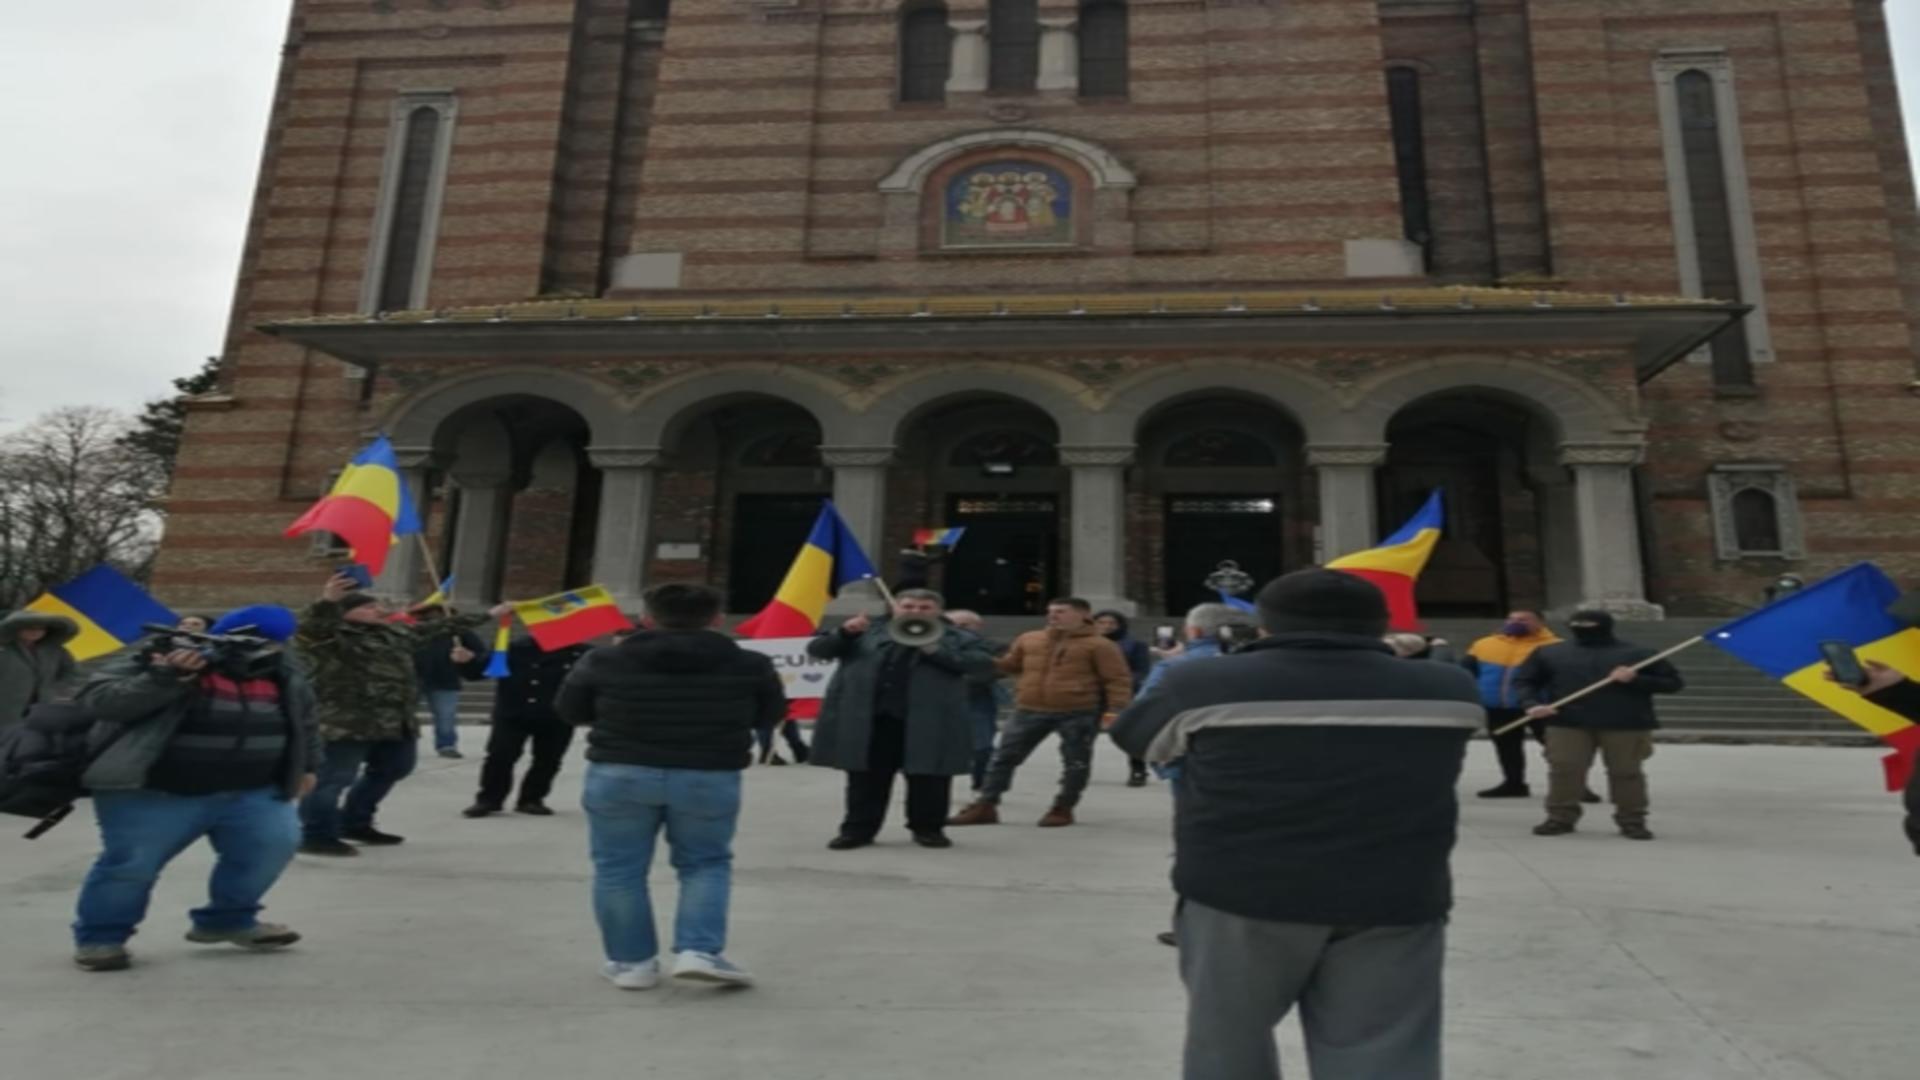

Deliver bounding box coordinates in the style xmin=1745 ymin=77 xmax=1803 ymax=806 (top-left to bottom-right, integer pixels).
xmin=154 ymin=0 xmax=1920 ymax=619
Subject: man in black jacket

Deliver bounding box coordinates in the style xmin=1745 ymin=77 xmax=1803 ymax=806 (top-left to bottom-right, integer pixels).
xmin=1110 ymin=569 xmax=1481 ymax=1080
xmin=409 ymin=603 xmax=488 ymax=759
xmin=1515 ymin=610 xmax=1685 ymax=841
xmin=465 ymin=631 xmax=591 ymax=818
xmin=556 ymin=583 xmax=784 ymax=992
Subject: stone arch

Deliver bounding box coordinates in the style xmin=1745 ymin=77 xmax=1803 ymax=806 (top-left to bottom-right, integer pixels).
xmin=619 ymin=364 xmax=859 ymax=450
xmin=877 ymin=128 xmax=1138 ymax=194
xmin=849 ymin=365 xmax=1096 ymax=446
xmin=383 ymin=367 xmax=626 ymax=456
xmin=1338 ymin=358 xmax=1643 ymax=446
xmin=1091 ymin=363 xmax=1348 ymax=446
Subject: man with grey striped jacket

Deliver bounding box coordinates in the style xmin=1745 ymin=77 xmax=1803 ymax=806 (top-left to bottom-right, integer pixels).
xmin=1110 ymin=568 xmax=1482 ymax=1080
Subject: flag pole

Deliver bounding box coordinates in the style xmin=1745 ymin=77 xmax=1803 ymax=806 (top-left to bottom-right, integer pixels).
xmin=414 ymin=534 xmax=446 ymax=605
xmin=1491 ymin=635 xmax=1707 ymax=737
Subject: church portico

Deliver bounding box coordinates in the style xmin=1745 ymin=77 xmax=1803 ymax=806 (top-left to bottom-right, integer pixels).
xmin=265 ymin=288 xmax=1729 ymax=617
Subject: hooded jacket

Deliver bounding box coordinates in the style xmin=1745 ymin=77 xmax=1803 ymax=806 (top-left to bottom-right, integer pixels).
xmin=1511 ymin=613 xmax=1684 ymax=730
xmin=556 ymin=629 xmax=785 ymax=771
xmin=0 ymin=612 xmax=79 ymax=729
xmin=1110 ymin=631 xmax=1482 ymax=926
xmin=996 ymin=622 xmax=1134 ymax=715
xmin=293 ymin=600 xmax=423 ymax=742
xmin=1466 ymin=626 xmax=1561 ymax=709
xmin=1096 ymin=610 xmax=1152 ymax=691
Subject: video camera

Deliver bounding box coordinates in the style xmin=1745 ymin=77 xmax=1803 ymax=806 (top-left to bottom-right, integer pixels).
xmin=138 ymin=623 xmax=283 ymax=680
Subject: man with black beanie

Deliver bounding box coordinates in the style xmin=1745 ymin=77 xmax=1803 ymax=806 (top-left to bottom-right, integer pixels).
xmin=1514 ymin=609 xmax=1684 ymax=841
xmin=1109 ymin=568 xmax=1481 ymax=1080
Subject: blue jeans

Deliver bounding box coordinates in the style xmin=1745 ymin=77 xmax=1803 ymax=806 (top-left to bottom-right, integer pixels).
xmin=74 ymin=787 xmax=299 ymax=946
xmin=581 ymin=763 xmax=742 ymax=964
xmin=423 ymin=689 xmax=462 ymax=751
xmin=300 ymin=739 xmax=418 ymax=842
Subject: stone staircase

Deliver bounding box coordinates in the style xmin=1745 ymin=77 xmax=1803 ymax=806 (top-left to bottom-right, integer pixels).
xmin=432 ymin=616 xmax=1870 ymax=745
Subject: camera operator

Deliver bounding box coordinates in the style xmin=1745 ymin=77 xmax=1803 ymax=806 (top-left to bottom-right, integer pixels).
xmin=68 ymin=606 xmax=317 ymax=973
xmin=1830 ymin=661 xmax=1920 ymax=855
xmin=1138 ymin=603 xmax=1259 ymax=701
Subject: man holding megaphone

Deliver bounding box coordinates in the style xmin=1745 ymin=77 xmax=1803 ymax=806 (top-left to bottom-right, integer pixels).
xmin=808 ymin=589 xmax=999 ymax=850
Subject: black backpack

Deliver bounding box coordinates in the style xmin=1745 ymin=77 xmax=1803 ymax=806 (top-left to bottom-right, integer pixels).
xmin=0 ymin=702 xmax=114 ymax=838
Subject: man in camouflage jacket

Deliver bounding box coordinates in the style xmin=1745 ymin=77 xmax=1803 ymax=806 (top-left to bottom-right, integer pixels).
xmin=294 ymin=573 xmax=481 ymax=855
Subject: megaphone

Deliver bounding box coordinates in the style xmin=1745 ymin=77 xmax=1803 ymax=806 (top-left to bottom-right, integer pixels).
xmin=888 ymin=615 xmax=945 ymax=649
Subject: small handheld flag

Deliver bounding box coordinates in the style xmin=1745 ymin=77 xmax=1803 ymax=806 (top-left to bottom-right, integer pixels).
xmin=1327 ymin=490 xmax=1444 ymax=631
xmin=24 ymin=566 xmax=180 ymax=662
xmin=1217 ymin=589 xmax=1256 ymax=614
xmin=284 ymin=435 xmax=422 ymax=577
xmin=483 ymin=617 xmax=512 ymax=679
xmin=912 ymin=526 xmax=966 ymax=550
xmin=1708 ymin=563 xmax=1920 ymax=791
xmin=511 ymin=585 xmax=632 ymax=651
xmin=419 ymin=574 xmax=457 ymax=608
xmin=736 ymin=500 xmax=878 ymax=639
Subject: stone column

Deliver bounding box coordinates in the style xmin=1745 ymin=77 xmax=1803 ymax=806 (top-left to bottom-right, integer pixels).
xmin=588 ymin=447 xmax=660 ymax=615
xmin=947 ymin=20 xmax=988 ymax=94
xmin=446 ymin=471 xmax=514 ymax=609
xmin=1561 ymin=443 xmax=1663 ymax=619
xmin=1307 ymin=444 xmax=1388 ymax=562
xmin=1062 ymin=444 xmax=1134 ymax=614
xmin=1036 ymin=18 xmax=1079 ymax=92
xmin=823 ymin=446 xmax=893 ymax=610
xmin=373 ymin=461 xmax=436 ymax=602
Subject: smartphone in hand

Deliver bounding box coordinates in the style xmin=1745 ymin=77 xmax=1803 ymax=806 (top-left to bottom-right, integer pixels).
xmin=1153 ymin=625 xmax=1176 ymax=650
xmin=1819 ymin=640 xmax=1869 ymax=688
xmin=337 ymin=562 xmax=374 ymax=589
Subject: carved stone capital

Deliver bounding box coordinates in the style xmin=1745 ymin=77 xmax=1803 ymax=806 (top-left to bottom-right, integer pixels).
xmin=820 ymin=445 xmax=895 ymax=468
xmin=1558 ymin=442 xmax=1646 ymax=467
xmin=1306 ymin=443 xmax=1390 ymax=468
xmin=1059 ymin=444 xmax=1136 ymax=467
xmin=587 ymin=446 xmax=663 ymax=470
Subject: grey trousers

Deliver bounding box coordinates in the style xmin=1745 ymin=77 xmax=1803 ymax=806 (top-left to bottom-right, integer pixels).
xmin=1177 ymin=900 xmax=1445 ymax=1080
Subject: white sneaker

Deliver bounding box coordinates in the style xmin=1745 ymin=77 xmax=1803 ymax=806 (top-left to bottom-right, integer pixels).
xmin=601 ymin=958 xmax=660 ymax=990
xmin=672 ymin=950 xmax=753 ymax=987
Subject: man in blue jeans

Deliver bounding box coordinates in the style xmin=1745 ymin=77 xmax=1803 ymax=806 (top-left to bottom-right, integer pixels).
xmin=557 ymin=583 xmax=784 ymax=991
xmin=69 ymin=605 xmax=319 ymax=972
xmin=407 ymin=601 xmax=489 ymax=758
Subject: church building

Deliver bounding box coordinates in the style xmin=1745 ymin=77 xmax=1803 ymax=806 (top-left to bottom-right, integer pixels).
xmin=153 ymin=0 xmax=1920 ymax=619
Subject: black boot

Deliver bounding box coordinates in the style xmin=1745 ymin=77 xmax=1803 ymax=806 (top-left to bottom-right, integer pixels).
xmin=341 ymin=826 xmax=405 ymax=846
xmin=1477 ymin=782 xmax=1531 ymax=799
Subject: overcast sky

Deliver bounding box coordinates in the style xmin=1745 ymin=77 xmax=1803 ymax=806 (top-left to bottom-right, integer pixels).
xmin=1 ymin=2 xmax=1917 ymax=430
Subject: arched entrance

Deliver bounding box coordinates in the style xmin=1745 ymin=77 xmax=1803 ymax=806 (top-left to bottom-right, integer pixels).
xmin=1380 ymin=393 xmax=1567 ymax=616
xmin=1132 ymin=397 xmax=1308 ymax=613
xmin=890 ymin=396 xmax=1064 ymax=615
xmin=646 ymin=396 xmax=829 ymax=610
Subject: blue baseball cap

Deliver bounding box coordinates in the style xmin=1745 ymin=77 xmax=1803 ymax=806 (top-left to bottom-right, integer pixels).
xmin=211 ymin=604 xmax=298 ymax=643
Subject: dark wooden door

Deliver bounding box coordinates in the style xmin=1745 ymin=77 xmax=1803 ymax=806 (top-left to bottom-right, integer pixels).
xmin=943 ymin=494 xmax=1060 ymax=616
xmin=1163 ymin=495 xmax=1284 ymax=615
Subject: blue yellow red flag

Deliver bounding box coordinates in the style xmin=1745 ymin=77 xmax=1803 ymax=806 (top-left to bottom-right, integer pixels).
xmin=736 ymin=501 xmax=878 ymax=639
xmin=1327 ymin=490 xmax=1444 ymax=631
xmin=483 ymin=616 xmax=513 ymax=678
xmin=510 ymin=585 xmax=632 ymax=651
xmin=1708 ymin=563 xmax=1920 ymax=790
xmin=283 ymin=435 xmax=422 ymax=576
xmin=912 ymin=526 xmax=966 ymax=549
xmin=23 ymin=565 xmax=179 ymax=662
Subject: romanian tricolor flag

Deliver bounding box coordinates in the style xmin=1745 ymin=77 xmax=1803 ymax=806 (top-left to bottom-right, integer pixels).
xmin=736 ymin=501 xmax=877 ymax=639
xmin=483 ymin=616 xmax=512 ymax=679
xmin=284 ymin=435 xmax=421 ymax=577
xmin=24 ymin=565 xmax=179 ymax=662
xmin=511 ymin=586 xmax=633 ymax=652
xmin=1327 ymin=490 xmax=1444 ymax=631
xmin=912 ymin=526 xmax=966 ymax=549
xmin=1709 ymin=563 xmax=1920 ymax=791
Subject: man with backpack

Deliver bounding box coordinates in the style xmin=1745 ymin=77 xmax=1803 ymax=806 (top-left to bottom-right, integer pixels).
xmin=66 ymin=605 xmax=319 ymax=972
xmin=1 ymin=611 xmax=79 ymax=730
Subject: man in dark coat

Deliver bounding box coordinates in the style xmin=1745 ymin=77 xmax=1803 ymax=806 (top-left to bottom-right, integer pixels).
xmin=1109 ymin=569 xmax=1482 ymax=1080
xmin=1094 ymin=609 xmax=1154 ymax=787
xmin=1 ymin=611 xmax=79 ymax=730
xmin=408 ymin=603 xmax=489 ymax=759
xmin=808 ymin=589 xmax=999 ymax=850
xmin=465 ymin=632 xmax=591 ymax=818
xmin=1514 ymin=610 xmax=1685 ymax=841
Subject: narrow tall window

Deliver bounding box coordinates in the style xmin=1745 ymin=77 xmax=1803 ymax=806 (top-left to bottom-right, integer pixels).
xmin=1078 ymin=1 xmax=1128 ymax=98
xmin=989 ymin=0 xmax=1039 ymax=92
xmin=363 ymin=93 xmax=455 ymax=315
xmin=1730 ymin=488 xmax=1782 ymax=554
xmin=1676 ymin=69 xmax=1752 ymax=387
xmin=900 ymin=2 xmax=953 ymax=103
xmin=1386 ymin=67 xmax=1432 ymax=256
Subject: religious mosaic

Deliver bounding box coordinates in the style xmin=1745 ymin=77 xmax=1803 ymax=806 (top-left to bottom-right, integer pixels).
xmin=942 ymin=160 xmax=1074 ymax=248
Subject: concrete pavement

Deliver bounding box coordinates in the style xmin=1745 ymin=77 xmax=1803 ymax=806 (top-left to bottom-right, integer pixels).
xmin=2 ymin=740 xmax=1917 ymax=1080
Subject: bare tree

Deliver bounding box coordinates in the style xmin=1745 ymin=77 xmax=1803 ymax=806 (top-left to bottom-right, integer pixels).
xmin=0 ymin=407 xmax=166 ymax=609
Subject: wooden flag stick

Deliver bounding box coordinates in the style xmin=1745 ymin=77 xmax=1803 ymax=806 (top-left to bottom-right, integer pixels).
xmin=414 ymin=533 xmax=447 ymax=605
xmin=1491 ymin=635 xmax=1708 ymax=737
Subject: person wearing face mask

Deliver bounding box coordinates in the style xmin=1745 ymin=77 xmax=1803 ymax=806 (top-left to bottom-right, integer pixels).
xmin=1513 ymin=610 xmax=1685 ymax=841
xmin=1463 ymin=611 xmax=1560 ymax=798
